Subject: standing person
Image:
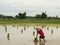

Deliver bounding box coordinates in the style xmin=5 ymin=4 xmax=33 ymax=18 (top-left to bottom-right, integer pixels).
xmin=36 ymin=28 xmax=45 ymax=42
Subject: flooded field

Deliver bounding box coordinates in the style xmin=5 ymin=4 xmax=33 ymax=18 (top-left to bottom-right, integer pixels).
xmin=0 ymin=25 xmax=60 ymax=45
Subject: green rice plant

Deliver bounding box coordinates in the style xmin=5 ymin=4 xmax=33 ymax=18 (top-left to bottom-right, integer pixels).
xmin=33 ymin=31 xmax=35 ymax=36
xmin=34 ymin=37 xmax=38 ymax=42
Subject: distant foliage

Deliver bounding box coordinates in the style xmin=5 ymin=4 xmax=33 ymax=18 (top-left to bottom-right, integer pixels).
xmin=15 ymin=15 xmax=19 ymax=19
xmin=18 ymin=13 xmax=23 ymax=19
xmin=41 ymin=12 xmax=47 ymax=18
xmin=35 ymin=14 xmax=42 ymax=19
xmin=15 ymin=12 xmax=26 ymax=19
xmin=23 ymin=12 xmax=26 ymax=19
xmin=0 ymin=14 xmax=14 ymax=18
xmin=35 ymin=12 xmax=47 ymax=19
xmin=0 ymin=14 xmax=3 ymax=18
xmin=0 ymin=12 xmax=60 ymax=19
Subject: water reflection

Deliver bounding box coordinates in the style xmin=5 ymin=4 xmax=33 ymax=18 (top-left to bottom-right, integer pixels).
xmin=39 ymin=41 xmax=45 ymax=45
xmin=34 ymin=41 xmax=38 ymax=45
xmin=7 ymin=33 xmax=10 ymax=40
xmin=34 ymin=40 xmax=45 ymax=45
xmin=0 ymin=25 xmax=60 ymax=45
xmin=21 ymin=29 xmax=23 ymax=34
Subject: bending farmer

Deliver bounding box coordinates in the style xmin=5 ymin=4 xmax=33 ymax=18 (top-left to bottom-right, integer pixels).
xmin=36 ymin=28 xmax=45 ymax=42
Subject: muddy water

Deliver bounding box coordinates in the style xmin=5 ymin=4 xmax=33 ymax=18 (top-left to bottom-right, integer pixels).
xmin=0 ymin=25 xmax=60 ymax=45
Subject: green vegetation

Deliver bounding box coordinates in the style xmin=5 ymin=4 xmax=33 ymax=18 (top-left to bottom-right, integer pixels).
xmin=0 ymin=12 xmax=60 ymax=26
xmin=0 ymin=18 xmax=60 ymax=24
xmin=34 ymin=37 xmax=38 ymax=42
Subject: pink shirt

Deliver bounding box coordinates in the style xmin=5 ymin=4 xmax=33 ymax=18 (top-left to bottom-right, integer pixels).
xmin=37 ymin=28 xmax=44 ymax=36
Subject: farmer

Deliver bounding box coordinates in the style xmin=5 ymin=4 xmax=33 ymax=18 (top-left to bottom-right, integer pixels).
xmin=36 ymin=28 xmax=45 ymax=42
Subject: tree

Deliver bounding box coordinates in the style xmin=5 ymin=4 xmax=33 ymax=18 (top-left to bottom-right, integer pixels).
xmin=0 ymin=14 xmax=3 ymax=18
xmin=18 ymin=13 xmax=23 ymax=19
xmin=15 ymin=15 xmax=19 ymax=18
xmin=18 ymin=12 xmax=26 ymax=19
xmin=22 ymin=12 xmax=26 ymax=19
xmin=56 ymin=15 xmax=58 ymax=19
xmin=35 ymin=14 xmax=42 ymax=19
xmin=41 ymin=12 xmax=47 ymax=18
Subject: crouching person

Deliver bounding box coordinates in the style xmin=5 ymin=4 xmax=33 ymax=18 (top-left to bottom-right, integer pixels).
xmin=36 ymin=28 xmax=45 ymax=42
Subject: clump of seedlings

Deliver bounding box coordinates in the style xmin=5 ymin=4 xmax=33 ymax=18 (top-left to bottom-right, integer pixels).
xmin=56 ymin=26 xmax=58 ymax=29
xmin=21 ymin=29 xmax=23 ymax=34
xmin=7 ymin=33 xmax=10 ymax=40
xmin=34 ymin=37 xmax=38 ymax=43
xmin=33 ymin=31 xmax=35 ymax=36
xmin=51 ymin=29 xmax=53 ymax=34
xmin=12 ymin=25 xmax=15 ymax=27
xmin=47 ymin=27 xmax=49 ymax=30
xmin=5 ymin=26 xmax=7 ymax=33
xmin=24 ymin=26 xmax=26 ymax=31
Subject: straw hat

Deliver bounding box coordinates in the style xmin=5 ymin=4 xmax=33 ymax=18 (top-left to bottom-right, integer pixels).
xmin=35 ymin=27 xmax=42 ymax=30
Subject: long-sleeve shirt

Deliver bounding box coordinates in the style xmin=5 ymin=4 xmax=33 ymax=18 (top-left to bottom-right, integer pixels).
xmin=37 ymin=28 xmax=44 ymax=36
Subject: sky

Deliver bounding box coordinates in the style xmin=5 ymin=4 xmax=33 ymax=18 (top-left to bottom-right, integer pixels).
xmin=0 ymin=0 xmax=60 ymax=17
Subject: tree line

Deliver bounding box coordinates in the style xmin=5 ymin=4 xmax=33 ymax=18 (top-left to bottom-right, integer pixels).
xmin=0 ymin=12 xmax=59 ymax=19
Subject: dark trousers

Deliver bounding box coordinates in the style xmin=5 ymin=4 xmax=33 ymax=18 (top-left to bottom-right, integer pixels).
xmin=39 ymin=36 xmax=45 ymax=41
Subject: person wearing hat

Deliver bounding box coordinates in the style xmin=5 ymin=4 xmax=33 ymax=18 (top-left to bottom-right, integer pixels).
xmin=36 ymin=28 xmax=45 ymax=42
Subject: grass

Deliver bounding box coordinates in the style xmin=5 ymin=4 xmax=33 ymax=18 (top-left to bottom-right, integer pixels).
xmin=0 ymin=18 xmax=60 ymax=26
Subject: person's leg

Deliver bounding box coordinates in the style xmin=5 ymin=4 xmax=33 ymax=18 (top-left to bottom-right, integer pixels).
xmin=39 ymin=36 xmax=41 ymax=42
xmin=42 ymin=36 xmax=45 ymax=42
xmin=43 ymin=38 xmax=45 ymax=42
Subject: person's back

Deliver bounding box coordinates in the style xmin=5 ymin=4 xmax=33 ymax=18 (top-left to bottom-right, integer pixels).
xmin=37 ymin=28 xmax=44 ymax=36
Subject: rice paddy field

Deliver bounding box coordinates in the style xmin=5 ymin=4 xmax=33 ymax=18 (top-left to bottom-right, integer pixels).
xmin=0 ymin=18 xmax=60 ymax=45
xmin=0 ymin=25 xmax=60 ymax=45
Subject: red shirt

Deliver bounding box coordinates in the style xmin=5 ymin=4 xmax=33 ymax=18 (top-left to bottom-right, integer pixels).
xmin=37 ymin=28 xmax=44 ymax=36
